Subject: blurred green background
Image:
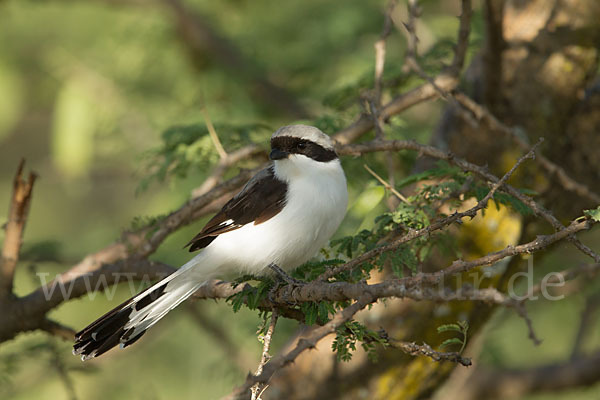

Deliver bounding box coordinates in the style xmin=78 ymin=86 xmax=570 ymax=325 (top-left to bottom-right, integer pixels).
xmin=1 ymin=0 xmax=599 ymax=399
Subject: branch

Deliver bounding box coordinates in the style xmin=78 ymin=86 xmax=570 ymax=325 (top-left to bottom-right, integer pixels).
xmin=390 ymin=340 xmax=472 ymax=367
xmin=321 ymin=140 xmax=540 ymax=280
xmin=334 ymin=0 xmax=472 ymax=145
xmin=373 ymin=0 xmax=397 ymax=105
xmin=337 ymin=139 xmax=600 ymax=264
xmin=192 ymin=148 xmax=266 ymax=198
xmin=1 ymin=159 xmax=37 ymax=297
xmin=363 ymin=163 xmax=409 ymax=203
xmin=201 ymin=105 xmax=227 ymax=160
xmin=192 ymin=218 xmax=593 ymax=307
xmin=453 ymin=91 xmax=600 ymax=204
xmin=250 ymin=310 xmax=278 ymax=400
xmin=23 ymin=259 xmax=176 ymax=318
xmin=40 ymin=319 xmax=77 ymax=342
xmin=223 ymin=293 xmax=375 ymax=400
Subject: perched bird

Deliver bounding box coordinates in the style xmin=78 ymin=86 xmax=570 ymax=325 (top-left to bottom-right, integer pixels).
xmin=73 ymin=125 xmax=348 ymax=360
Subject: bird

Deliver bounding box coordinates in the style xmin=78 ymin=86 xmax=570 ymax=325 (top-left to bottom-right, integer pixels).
xmin=73 ymin=124 xmax=348 ymax=360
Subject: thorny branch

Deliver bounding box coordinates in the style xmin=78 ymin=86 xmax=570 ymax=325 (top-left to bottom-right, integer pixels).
xmin=320 ymin=139 xmax=541 ymax=281
xmin=390 ymin=340 xmax=472 ymax=367
xmin=337 ymin=139 xmax=600 ymax=264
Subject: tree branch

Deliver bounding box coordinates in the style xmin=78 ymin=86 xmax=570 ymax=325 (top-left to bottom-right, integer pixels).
xmin=250 ymin=310 xmax=278 ymax=400
xmin=453 ymin=91 xmax=600 ymax=204
xmin=321 ymin=140 xmax=540 ymax=280
xmin=334 ymin=0 xmax=472 ymax=145
xmin=390 ymin=340 xmax=472 ymax=367
xmin=191 ymin=217 xmax=594 ymax=309
xmin=337 ymin=138 xmax=600 ymax=264
xmin=1 ymin=159 xmax=37 ymax=297
xmin=223 ymin=293 xmax=375 ymax=400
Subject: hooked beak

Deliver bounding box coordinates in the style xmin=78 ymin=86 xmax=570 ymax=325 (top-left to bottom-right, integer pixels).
xmin=269 ymin=148 xmax=289 ymax=160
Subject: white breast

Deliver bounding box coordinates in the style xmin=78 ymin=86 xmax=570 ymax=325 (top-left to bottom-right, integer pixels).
xmin=191 ymin=156 xmax=348 ymax=279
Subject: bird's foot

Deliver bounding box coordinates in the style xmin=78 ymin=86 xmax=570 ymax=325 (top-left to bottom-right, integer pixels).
xmin=268 ymin=263 xmax=304 ymax=286
xmin=267 ymin=263 xmax=304 ymax=304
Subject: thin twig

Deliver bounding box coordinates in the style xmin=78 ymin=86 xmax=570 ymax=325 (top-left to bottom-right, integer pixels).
xmin=191 ymin=148 xmax=265 ymax=198
xmin=403 ymin=0 xmax=420 ymax=67
xmin=514 ymin=302 xmax=542 ymax=345
xmin=453 ymin=92 xmax=600 ymax=204
xmin=367 ymin=99 xmax=386 ymax=140
xmin=334 ymin=0 xmax=472 ymax=145
xmin=251 ymin=310 xmax=279 ymax=400
xmin=374 ymin=0 xmax=397 ymax=105
xmin=364 ymin=164 xmax=409 ymax=203
xmin=201 ymin=105 xmax=227 ymax=160
xmin=321 ymin=141 xmax=541 ymax=281
xmin=1 ymin=159 xmax=37 ymax=297
xmin=40 ymin=319 xmax=77 ymax=342
xmin=223 ymin=294 xmax=375 ymax=400
xmin=403 ymin=0 xmax=478 ymax=126
xmin=336 ymin=139 xmax=600 ymax=264
xmin=390 ymin=340 xmax=472 ymax=367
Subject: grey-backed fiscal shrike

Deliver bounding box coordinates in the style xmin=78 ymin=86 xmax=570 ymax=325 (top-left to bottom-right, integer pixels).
xmin=73 ymin=125 xmax=348 ymax=360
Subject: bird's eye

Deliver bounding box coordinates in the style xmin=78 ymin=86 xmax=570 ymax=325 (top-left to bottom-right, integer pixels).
xmin=297 ymin=142 xmax=307 ymax=150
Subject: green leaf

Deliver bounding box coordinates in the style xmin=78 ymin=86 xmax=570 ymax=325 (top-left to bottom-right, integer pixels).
xmin=440 ymin=338 xmax=464 ymax=349
xmin=436 ymin=323 xmax=462 ymax=333
xmin=584 ymin=206 xmax=600 ymax=222
xmin=301 ymin=302 xmax=318 ymax=326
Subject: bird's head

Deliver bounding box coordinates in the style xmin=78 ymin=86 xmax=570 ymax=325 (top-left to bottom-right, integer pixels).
xmin=269 ymin=125 xmax=340 ymax=179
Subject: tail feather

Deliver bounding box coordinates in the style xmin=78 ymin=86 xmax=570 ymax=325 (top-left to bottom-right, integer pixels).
xmin=73 ymin=265 xmax=203 ymax=361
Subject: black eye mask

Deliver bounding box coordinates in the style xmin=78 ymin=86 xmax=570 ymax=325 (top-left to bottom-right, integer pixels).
xmin=270 ymin=136 xmax=337 ymax=162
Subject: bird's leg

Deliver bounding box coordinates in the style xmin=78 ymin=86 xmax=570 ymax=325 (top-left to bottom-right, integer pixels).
xmin=268 ymin=263 xmax=304 ymax=286
xmin=267 ymin=263 xmax=304 ymax=304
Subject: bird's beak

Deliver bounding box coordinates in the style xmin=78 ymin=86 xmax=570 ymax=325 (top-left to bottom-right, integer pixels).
xmin=269 ymin=148 xmax=289 ymax=160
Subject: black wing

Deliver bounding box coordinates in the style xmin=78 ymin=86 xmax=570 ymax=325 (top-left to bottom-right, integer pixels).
xmin=185 ymin=166 xmax=288 ymax=252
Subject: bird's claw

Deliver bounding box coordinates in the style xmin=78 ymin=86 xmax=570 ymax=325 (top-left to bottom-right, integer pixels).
xmin=267 ymin=263 xmax=304 ymax=305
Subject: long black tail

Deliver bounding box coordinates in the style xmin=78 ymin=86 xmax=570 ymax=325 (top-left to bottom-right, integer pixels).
xmin=73 ymin=283 xmax=167 ymax=360
xmin=73 ymin=268 xmax=201 ymax=361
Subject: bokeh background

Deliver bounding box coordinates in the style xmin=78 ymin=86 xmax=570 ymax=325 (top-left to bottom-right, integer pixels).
xmin=1 ymin=0 xmax=599 ymax=399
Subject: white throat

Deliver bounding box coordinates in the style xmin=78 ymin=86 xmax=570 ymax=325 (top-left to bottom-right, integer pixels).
xmin=273 ymin=154 xmax=345 ymax=183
